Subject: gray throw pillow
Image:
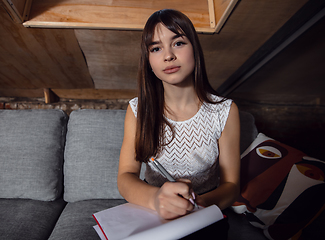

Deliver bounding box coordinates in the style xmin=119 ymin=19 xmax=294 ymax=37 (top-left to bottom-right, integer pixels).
xmin=0 ymin=110 xmax=68 ymax=201
xmin=239 ymin=111 xmax=258 ymax=154
xmin=63 ymin=109 xmax=126 ymax=202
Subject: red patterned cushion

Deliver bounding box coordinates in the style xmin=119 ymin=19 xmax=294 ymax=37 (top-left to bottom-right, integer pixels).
xmin=232 ymin=133 xmax=325 ymax=239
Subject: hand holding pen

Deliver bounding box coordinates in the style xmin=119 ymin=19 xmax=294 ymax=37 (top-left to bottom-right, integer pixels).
xmin=150 ymin=158 xmax=198 ymax=210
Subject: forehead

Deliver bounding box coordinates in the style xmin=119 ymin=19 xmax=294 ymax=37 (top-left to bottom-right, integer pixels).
xmin=152 ymin=23 xmax=181 ymax=41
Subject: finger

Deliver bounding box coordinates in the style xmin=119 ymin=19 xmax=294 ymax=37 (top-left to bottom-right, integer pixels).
xmin=162 ymin=187 xmax=194 ymax=213
xmin=174 ymin=180 xmax=197 ymax=207
xmin=158 ymin=196 xmax=191 ymax=219
xmin=158 ymin=182 xmax=195 ymax=215
xmin=174 ymin=180 xmax=192 ymax=199
xmin=179 ymin=182 xmax=197 ymax=207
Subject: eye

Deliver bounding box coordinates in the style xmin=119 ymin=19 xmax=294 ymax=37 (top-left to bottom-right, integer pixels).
xmin=256 ymin=146 xmax=282 ymax=159
xmin=149 ymin=47 xmax=160 ymax=53
xmin=174 ymin=41 xmax=186 ymax=47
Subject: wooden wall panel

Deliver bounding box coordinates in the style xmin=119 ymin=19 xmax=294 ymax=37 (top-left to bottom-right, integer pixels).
xmin=73 ymin=0 xmax=309 ymax=93
xmin=75 ymin=29 xmax=141 ymax=89
xmin=0 ymin=6 xmax=93 ymax=90
xmin=1 ymin=0 xmax=319 ymax=102
xmin=229 ymin=14 xmax=325 ymax=105
xmin=236 ymin=102 xmax=325 ymax=161
xmin=199 ymin=0 xmax=308 ymax=89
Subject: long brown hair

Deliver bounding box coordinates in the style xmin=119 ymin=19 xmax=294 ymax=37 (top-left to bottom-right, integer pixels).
xmin=135 ymin=9 xmax=220 ymax=163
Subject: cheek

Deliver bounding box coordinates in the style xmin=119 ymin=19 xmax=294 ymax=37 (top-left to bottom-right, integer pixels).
xmin=182 ymin=46 xmax=195 ymax=65
xmin=148 ymin=56 xmax=162 ymax=78
xmin=185 ymin=50 xmax=195 ymax=71
xmin=149 ymin=56 xmax=162 ymax=77
xmin=149 ymin=56 xmax=157 ymax=70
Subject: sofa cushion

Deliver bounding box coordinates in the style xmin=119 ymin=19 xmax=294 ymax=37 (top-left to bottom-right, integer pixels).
xmin=239 ymin=111 xmax=258 ymax=154
xmin=64 ymin=109 xmax=126 ymax=202
xmin=0 ymin=198 xmax=66 ymax=240
xmin=0 ymin=109 xmax=68 ymax=201
xmin=48 ymin=199 xmax=127 ymax=240
xmin=232 ymin=133 xmax=325 ymax=240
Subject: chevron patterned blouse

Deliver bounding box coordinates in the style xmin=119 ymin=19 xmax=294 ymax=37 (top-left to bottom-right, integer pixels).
xmin=129 ymin=95 xmax=233 ymax=194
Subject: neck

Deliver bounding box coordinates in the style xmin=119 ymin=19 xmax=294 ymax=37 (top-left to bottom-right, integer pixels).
xmin=163 ymin=84 xmax=201 ymax=121
xmin=164 ymin=87 xmax=197 ymax=108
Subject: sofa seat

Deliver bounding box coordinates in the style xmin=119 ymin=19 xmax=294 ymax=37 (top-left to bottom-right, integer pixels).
xmin=0 ymin=198 xmax=66 ymax=240
xmin=48 ymin=199 xmax=127 ymax=240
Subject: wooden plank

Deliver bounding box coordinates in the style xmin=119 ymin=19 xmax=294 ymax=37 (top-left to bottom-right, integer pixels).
xmin=1 ymin=0 xmax=32 ymax=22
xmin=23 ymin=0 xmax=218 ymax=32
xmin=214 ymin=0 xmax=239 ymax=33
xmin=10 ymin=0 xmax=25 ymax=17
xmin=0 ymin=88 xmax=44 ymax=98
xmin=208 ymin=0 xmax=216 ymax=28
xmin=51 ymin=89 xmax=137 ymax=100
xmin=0 ymin=88 xmax=136 ymax=99
xmin=44 ymin=88 xmax=59 ymax=103
xmin=22 ymin=0 xmax=32 ymax=20
xmin=1 ymin=0 xmax=25 ymax=23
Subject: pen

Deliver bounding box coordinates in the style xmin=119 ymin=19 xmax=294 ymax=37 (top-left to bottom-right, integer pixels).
xmin=150 ymin=158 xmax=198 ymax=208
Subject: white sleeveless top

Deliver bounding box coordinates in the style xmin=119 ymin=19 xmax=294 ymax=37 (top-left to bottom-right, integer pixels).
xmin=129 ymin=95 xmax=233 ymax=194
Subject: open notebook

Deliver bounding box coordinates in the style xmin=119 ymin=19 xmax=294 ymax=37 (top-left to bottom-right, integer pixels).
xmin=93 ymin=203 xmax=224 ymax=240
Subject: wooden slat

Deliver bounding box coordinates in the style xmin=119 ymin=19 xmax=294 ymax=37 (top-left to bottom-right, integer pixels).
xmin=208 ymin=0 xmax=216 ymax=28
xmin=0 ymin=88 xmax=137 ymax=100
xmin=0 ymin=88 xmax=44 ymax=98
xmin=1 ymin=0 xmax=24 ymax=23
xmin=22 ymin=0 xmax=32 ymax=20
xmin=44 ymin=88 xmax=59 ymax=103
xmin=10 ymin=0 xmax=25 ymax=16
xmin=1 ymin=0 xmax=32 ymax=22
xmin=51 ymin=89 xmax=137 ymax=100
xmin=214 ymin=0 xmax=239 ymax=33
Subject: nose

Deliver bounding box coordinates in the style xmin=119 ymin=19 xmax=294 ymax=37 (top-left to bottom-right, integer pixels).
xmin=164 ymin=49 xmax=176 ymax=62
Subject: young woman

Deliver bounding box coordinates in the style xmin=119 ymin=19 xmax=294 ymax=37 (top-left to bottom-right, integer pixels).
xmin=118 ymin=9 xmax=240 ymax=221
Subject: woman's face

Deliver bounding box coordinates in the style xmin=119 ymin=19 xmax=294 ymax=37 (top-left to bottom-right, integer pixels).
xmin=148 ymin=23 xmax=195 ymax=87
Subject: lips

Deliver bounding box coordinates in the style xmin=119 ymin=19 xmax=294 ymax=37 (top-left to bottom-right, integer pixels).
xmin=163 ymin=66 xmax=180 ymax=74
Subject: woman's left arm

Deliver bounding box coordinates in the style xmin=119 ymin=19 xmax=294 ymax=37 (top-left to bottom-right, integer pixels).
xmin=198 ymin=102 xmax=241 ymax=210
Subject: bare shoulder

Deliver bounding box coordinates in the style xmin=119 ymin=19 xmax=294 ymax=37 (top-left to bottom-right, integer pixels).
xmin=220 ymin=101 xmax=240 ymax=142
xmin=124 ymin=104 xmax=137 ymax=132
xmin=118 ymin=104 xmax=141 ymax=175
xmin=226 ymin=101 xmax=240 ymax=129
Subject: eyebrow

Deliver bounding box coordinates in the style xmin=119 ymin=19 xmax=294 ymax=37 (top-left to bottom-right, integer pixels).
xmin=148 ymin=33 xmax=186 ymax=47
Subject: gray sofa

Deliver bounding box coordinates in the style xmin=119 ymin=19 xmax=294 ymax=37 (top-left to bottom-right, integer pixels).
xmin=0 ymin=109 xmax=267 ymax=240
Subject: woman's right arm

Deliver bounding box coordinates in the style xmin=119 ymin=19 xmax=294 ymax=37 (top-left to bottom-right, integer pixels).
xmin=117 ymin=105 xmax=195 ymax=219
xmin=117 ymin=105 xmax=159 ymax=209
